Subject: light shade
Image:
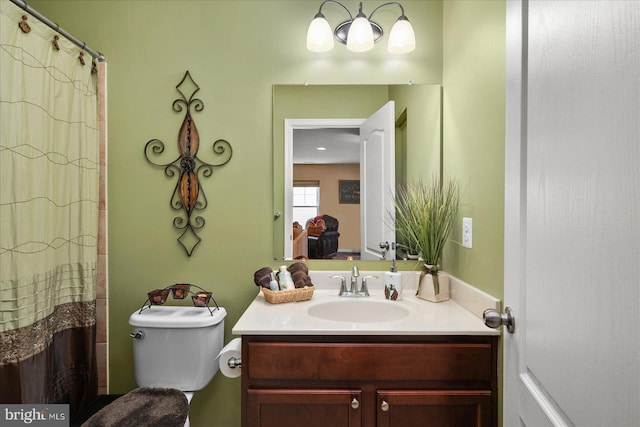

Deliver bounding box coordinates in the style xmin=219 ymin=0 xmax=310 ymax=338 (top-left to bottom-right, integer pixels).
xmin=346 ymin=15 xmax=374 ymax=52
xmin=387 ymin=17 xmax=416 ymax=54
xmin=307 ymin=15 xmax=334 ymax=52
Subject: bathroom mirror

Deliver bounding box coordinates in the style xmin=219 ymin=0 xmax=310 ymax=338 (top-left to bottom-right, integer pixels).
xmin=273 ymin=84 xmax=442 ymax=261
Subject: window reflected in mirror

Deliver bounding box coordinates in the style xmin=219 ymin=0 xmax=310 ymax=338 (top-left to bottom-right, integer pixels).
xmin=293 ymin=183 xmax=320 ymax=226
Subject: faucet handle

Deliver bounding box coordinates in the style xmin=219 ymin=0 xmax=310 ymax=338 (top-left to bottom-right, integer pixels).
xmin=351 ymin=265 xmax=359 ymax=277
xmin=330 ymin=275 xmax=347 ymax=296
xmin=358 ymin=275 xmax=378 ymax=297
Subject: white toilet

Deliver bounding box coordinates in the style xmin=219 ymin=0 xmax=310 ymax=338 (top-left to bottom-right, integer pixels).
xmin=129 ymin=305 xmax=227 ymax=427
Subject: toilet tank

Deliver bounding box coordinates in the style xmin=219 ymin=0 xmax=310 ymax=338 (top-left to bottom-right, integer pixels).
xmin=129 ymin=305 xmax=227 ymax=391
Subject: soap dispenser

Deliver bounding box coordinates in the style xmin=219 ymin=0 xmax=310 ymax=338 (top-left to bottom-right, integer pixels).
xmin=384 ymin=259 xmax=403 ymax=300
xmin=278 ymin=265 xmax=294 ymax=290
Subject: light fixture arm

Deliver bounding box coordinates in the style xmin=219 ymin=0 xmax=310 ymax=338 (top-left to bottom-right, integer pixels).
xmin=315 ymin=0 xmax=353 ymax=21
xmin=368 ymin=2 xmax=407 ymax=21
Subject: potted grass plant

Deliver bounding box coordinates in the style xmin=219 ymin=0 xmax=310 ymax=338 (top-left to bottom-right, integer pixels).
xmin=394 ymin=177 xmax=461 ymax=302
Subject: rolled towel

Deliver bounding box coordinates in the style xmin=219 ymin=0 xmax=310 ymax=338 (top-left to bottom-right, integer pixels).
xmin=288 ymin=262 xmax=309 ymax=275
xmin=253 ymin=266 xmax=273 ymax=288
xmin=304 ymin=276 xmax=313 ymax=287
xmin=291 ymin=271 xmax=306 ymax=288
xmin=291 ymin=270 xmax=313 ymax=288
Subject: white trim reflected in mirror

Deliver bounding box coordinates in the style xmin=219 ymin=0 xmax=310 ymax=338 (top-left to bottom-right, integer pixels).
xmin=284 ymin=119 xmax=364 ymax=260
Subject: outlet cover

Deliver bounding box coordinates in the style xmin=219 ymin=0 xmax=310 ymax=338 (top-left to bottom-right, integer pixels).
xmin=462 ymin=217 xmax=473 ymax=248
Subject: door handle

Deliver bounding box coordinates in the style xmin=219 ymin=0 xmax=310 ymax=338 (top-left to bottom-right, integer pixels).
xmin=381 ymin=400 xmax=389 ymax=412
xmin=483 ymin=307 xmax=515 ymax=333
xmin=379 ymin=241 xmax=389 ymax=260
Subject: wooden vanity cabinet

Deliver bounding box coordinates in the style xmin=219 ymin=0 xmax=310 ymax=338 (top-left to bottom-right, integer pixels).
xmin=241 ymin=335 xmax=498 ymax=427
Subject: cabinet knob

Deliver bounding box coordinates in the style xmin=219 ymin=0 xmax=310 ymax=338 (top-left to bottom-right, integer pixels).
xmin=381 ymin=400 xmax=389 ymax=412
xmin=351 ymin=398 xmax=359 ymax=409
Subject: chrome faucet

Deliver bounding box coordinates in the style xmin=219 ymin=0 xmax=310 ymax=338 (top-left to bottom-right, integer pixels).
xmin=349 ymin=265 xmax=359 ymax=294
xmin=332 ymin=266 xmax=373 ymax=297
xmin=330 ymin=275 xmax=349 ymax=296
xmin=357 ymin=275 xmax=376 ymax=297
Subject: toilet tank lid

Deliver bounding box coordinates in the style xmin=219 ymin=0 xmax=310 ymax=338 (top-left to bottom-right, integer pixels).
xmin=129 ymin=306 xmax=226 ymax=328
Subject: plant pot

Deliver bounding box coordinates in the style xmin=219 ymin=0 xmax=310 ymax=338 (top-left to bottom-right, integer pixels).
xmin=416 ymin=271 xmax=450 ymax=303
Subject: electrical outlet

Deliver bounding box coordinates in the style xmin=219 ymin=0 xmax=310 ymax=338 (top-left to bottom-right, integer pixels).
xmin=462 ymin=217 xmax=472 ymax=248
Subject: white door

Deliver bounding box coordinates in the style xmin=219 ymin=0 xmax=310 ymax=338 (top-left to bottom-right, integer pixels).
xmin=360 ymin=101 xmax=395 ymax=260
xmin=503 ymin=1 xmax=639 ymax=426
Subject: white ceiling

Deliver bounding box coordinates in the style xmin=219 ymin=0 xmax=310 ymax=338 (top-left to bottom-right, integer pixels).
xmin=293 ymin=128 xmax=360 ymax=164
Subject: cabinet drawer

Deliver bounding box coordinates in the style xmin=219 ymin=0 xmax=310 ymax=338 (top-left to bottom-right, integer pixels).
xmin=247 ymin=342 xmax=492 ymax=382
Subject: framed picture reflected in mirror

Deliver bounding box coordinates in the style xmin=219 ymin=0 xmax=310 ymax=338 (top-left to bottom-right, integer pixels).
xmin=339 ymin=180 xmax=360 ymax=204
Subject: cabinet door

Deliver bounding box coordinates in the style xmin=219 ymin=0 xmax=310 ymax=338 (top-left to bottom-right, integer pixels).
xmin=247 ymin=389 xmax=361 ymax=427
xmin=377 ymin=390 xmax=493 ymax=427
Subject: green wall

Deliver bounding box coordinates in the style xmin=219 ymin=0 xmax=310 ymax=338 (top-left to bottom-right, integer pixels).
xmin=442 ymin=0 xmax=505 ymax=302
xmin=389 ymin=84 xmax=443 ymax=182
xmin=27 ymin=1 xmax=505 ymax=426
xmin=441 ymin=2 xmax=506 ymax=425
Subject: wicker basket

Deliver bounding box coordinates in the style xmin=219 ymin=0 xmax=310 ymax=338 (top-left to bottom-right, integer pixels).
xmin=262 ymin=286 xmax=315 ymax=304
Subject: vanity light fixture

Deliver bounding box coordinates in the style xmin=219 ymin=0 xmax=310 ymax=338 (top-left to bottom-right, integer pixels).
xmin=306 ymin=1 xmax=416 ymax=54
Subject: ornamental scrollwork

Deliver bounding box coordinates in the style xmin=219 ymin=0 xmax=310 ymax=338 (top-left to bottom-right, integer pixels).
xmin=144 ymin=71 xmax=232 ymax=256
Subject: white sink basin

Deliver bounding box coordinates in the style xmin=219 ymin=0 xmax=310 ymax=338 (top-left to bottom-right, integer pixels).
xmin=307 ymin=300 xmax=410 ymax=323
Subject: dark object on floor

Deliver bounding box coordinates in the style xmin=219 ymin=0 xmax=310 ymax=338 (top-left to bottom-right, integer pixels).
xmin=81 ymin=388 xmax=188 ymax=427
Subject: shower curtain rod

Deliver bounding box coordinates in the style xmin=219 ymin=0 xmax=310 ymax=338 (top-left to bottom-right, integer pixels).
xmin=10 ymin=0 xmax=105 ymax=61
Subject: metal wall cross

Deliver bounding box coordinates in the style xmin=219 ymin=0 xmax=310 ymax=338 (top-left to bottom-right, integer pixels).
xmin=144 ymin=71 xmax=233 ymax=256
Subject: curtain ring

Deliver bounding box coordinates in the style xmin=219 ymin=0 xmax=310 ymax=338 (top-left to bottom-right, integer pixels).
xmin=78 ymin=51 xmax=85 ymax=66
xmin=52 ymin=35 xmax=60 ymax=51
xmin=19 ymin=15 xmax=31 ymax=33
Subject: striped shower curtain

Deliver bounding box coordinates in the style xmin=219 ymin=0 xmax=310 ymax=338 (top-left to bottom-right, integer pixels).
xmin=0 ymin=0 xmax=99 ymax=416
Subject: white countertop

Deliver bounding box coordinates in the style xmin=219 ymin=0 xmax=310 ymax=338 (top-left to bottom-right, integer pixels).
xmin=232 ymin=271 xmax=500 ymax=336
